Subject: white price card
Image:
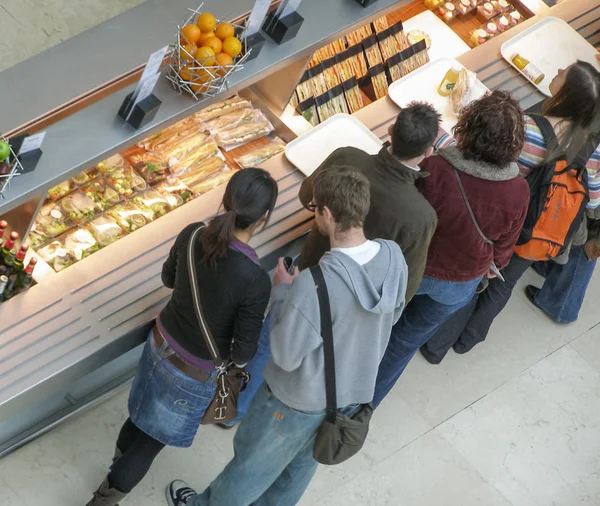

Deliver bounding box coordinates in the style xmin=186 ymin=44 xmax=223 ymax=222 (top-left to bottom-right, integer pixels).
xmin=246 ymin=0 xmax=271 ymax=36
xmin=281 ymin=0 xmax=302 ymax=18
xmin=127 ymin=72 xmax=161 ymax=121
xmin=19 ymin=131 xmax=46 ymax=155
xmin=132 ymin=46 xmax=168 ymax=102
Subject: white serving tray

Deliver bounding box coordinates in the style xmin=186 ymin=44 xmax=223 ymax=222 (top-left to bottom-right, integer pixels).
xmin=403 ymin=10 xmax=470 ymax=62
xmin=388 ymin=58 xmax=489 ymax=133
xmin=501 ymin=17 xmax=600 ymax=97
xmin=285 ymin=114 xmax=383 ymax=177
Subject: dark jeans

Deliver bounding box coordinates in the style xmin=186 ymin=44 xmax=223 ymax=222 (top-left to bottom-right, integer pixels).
xmin=532 ymin=245 xmax=597 ymax=323
xmin=372 ymin=275 xmax=481 ymax=408
xmin=108 ymin=418 xmax=165 ymax=493
xmin=423 ymin=254 xmax=533 ymax=361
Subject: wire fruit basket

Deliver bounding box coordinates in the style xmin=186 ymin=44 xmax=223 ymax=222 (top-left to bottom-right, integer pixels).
xmin=0 ymin=136 xmax=23 ymax=197
xmin=165 ymin=3 xmax=251 ymax=100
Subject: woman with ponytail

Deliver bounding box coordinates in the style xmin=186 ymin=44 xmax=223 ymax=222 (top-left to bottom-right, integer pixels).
xmin=86 ymin=168 xmax=278 ymax=506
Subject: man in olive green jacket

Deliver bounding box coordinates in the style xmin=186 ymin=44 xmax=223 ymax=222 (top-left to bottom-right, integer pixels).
xmin=298 ymin=103 xmax=440 ymax=302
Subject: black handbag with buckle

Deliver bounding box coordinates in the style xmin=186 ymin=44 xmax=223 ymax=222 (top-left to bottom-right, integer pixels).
xmin=185 ymin=224 xmax=250 ymax=425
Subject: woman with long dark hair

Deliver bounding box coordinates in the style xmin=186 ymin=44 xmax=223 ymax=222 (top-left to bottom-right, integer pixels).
xmin=86 ymin=168 xmax=278 ymax=505
xmin=421 ymin=61 xmax=600 ymax=363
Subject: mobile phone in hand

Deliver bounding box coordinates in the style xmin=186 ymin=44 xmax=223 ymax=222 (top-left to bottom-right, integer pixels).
xmin=283 ymin=256 xmax=295 ymax=274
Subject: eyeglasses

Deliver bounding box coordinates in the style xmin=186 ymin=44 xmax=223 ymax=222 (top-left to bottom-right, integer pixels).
xmin=307 ymin=201 xmax=317 ymax=212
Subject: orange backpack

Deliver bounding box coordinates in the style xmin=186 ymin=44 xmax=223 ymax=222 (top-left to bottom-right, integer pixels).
xmin=514 ymin=116 xmax=589 ymax=261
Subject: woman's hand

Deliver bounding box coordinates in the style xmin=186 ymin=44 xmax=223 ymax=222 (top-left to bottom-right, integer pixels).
xmin=273 ymin=257 xmax=300 ymax=286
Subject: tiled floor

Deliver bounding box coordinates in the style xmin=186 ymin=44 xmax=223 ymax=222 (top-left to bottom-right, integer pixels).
xmin=1 ymin=269 xmax=599 ymax=505
xmin=0 ymin=0 xmax=144 ymax=72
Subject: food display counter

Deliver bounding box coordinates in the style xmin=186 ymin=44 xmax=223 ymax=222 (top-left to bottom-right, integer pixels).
xmin=0 ymin=0 xmax=598 ymax=456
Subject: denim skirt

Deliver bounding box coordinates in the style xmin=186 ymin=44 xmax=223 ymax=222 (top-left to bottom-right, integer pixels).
xmin=128 ymin=329 xmax=218 ymax=448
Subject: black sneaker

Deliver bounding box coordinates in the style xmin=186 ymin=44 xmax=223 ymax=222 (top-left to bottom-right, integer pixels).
xmin=167 ymin=480 xmax=197 ymax=506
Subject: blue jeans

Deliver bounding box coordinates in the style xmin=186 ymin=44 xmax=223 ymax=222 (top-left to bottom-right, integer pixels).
xmin=533 ymin=245 xmax=597 ymax=323
xmin=191 ymin=383 xmax=346 ymax=506
xmin=128 ymin=330 xmax=219 ymax=447
xmin=223 ymin=313 xmax=272 ymax=426
xmin=373 ymin=276 xmax=481 ymax=408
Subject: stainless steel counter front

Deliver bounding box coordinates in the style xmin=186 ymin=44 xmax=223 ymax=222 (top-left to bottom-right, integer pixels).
xmin=0 ymin=0 xmax=407 ymax=455
xmin=0 ymin=0 xmax=404 ymax=215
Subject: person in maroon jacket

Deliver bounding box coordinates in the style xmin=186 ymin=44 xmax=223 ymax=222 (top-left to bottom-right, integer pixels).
xmin=373 ymin=90 xmax=529 ymax=407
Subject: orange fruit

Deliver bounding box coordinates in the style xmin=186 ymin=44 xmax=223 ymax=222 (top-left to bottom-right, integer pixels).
xmin=181 ymin=24 xmax=201 ymax=44
xmin=190 ymin=70 xmax=211 ymax=93
xmin=198 ymin=31 xmax=215 ymax=44
xmin=222 ymin=37 xmax=242 ymax=58
xmin=195 ymin=46 xmax=216 ymax=66
xmin=191 ymin=81 xmax=210 ymax=94
xmin=215 ymin=22 xmax=235 ymax=41
xmin=179 ymin=65 xmax=193 ymax=81
xmin=179 ymin=44 xmax=197 ymax=61
xmin=214 ymin=53 xmax=234 ymax=76
xmin=203 ymin=36 xmax=222 ymax=54
xmin=197 ymin=12 xmax=217 ymax=33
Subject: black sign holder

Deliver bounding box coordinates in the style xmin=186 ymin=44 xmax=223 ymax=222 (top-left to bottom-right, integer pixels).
xmin=118 ymin=92 xmax=162 ymax=130
xmin=262 ymin=11 xmax=304 ymax=44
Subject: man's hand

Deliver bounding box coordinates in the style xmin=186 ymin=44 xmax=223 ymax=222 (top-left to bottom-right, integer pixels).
xmin=273 ymin=257 xmax=300 ymax=287
xmin=486 ymin=269 xmax=497 ymax=279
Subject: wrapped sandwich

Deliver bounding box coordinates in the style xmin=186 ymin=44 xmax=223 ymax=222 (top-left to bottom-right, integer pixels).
xmin=188 ymin=170 xmax=235 ymax=197
xmin=204 ymin=108 xmax=255 ymax=134
xmin=139 ymin=119 xmax=203 ymax=152
xmin=192 ymin=96 xmax=252 ymax=122
xmin=179 ymin=157 xmax=227 ymax=189
xmin=450 ymin=68 xmax=478 ymax=114
xmin=215 ymin=115 xmax=274 ymax=148
xmin=234 ymin=138 xmax=286 ymax=169
xmin=169 ymin=138 xmax=219 ymax=175
xmin=158 ymin=132 xmax=211 ymax=163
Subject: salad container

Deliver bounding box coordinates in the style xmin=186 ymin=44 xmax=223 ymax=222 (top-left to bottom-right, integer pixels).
xmin=63 ymin=228 xmax=102 ymax=260
xmin=71 ymin=168 xmax=99 ymax=187
xmin=61 ymin=191 xmax=100 ymax=224
xmin=38 ymin=240 xmax=77 ymax=272
xmin=36 ymin=202 xmax=75 ymax=238
xmin=96 ymin=153 xmax=130 ymax=175
xmin=28 ymin=222 xmax=52 ymax=249
xmin=156 ymin=178 xmax=194 ymax=209
xmin=128 ymin=152 xmax=170 ymax=185
xmin=107 ymin=202 xmax=153 ymax=232
xmin=105 ymin=166 xmax=147 ymax=198
xmin=81 ymin=177 xmax=122 ymax=211
xmin=131 ymin=190 xmax=171 ymax=219
xmin=47 ymin=180 xmax=76 ymax=201
xmin=86 ymin=214 xmax=128 ymax=247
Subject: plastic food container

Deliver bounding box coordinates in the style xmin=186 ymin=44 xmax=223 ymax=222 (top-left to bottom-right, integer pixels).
xmin=86 ymin=214 xmax=128 ymax=247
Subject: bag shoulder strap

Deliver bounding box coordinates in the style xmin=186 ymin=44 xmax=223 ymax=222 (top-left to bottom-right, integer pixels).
xmin=187 ymin=224 xmax=223 ymax=368
xmin=530 ymin=114 xmax=558 ymax=148
xmin=310 ymin=266 xmax=337 ymax=423
xmin=530 ymin=114 xmax=593 ymax=169
xmin=453 ymin=168 xmax=494 ymax=245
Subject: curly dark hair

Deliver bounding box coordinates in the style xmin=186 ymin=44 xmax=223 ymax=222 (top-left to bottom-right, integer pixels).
xmin=453 ymin=90 xmax=525 ymax=167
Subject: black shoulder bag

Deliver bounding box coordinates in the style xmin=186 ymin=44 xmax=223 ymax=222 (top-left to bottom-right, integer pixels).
xmin=186 ymin=225 xmax=250 ymax=425
xmin=310 ymin=266 xmax=373 ymax=465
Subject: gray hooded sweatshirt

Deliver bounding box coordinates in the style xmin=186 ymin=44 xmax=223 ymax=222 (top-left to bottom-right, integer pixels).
xmin=263 ymin=239 xmax=407 ymax=412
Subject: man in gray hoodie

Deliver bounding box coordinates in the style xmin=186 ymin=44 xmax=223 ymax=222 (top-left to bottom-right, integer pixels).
xmin=167 ymin=166 xmax=408 ymax=506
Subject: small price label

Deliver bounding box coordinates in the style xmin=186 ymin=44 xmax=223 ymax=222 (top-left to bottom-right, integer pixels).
xmin=19 ymin=131 xmax=46 ymax=155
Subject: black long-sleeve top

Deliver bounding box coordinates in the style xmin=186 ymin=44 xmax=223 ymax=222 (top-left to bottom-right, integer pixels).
xmin=159 ymin=223 xmax=271 ymax=364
